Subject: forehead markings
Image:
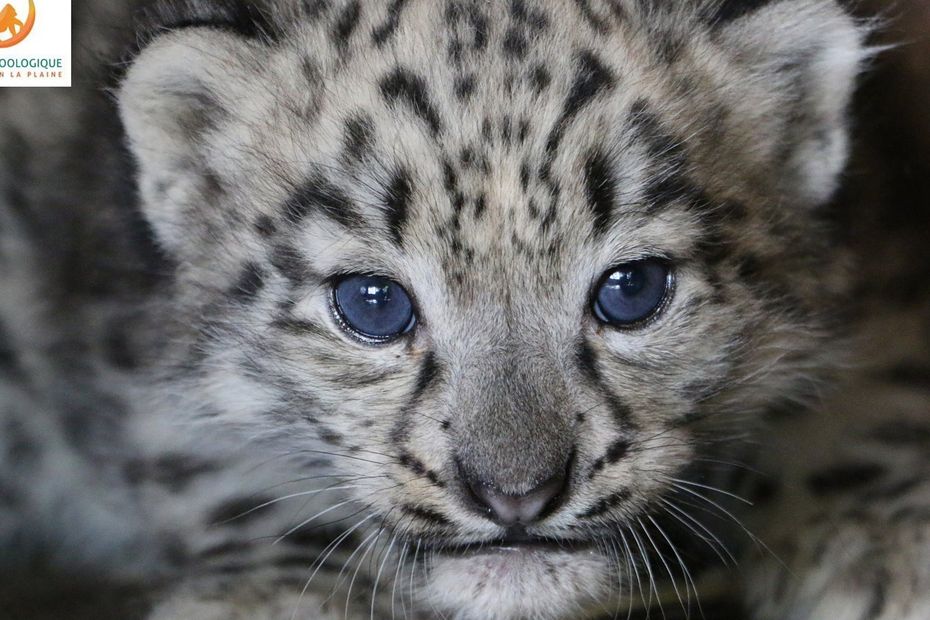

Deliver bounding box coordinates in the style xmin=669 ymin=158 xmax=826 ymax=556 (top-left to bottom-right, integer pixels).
xmin=282 ymin=169 xmax=364 ymax=230
xmin=534 ymin=50 xmax=616 ymax=234
xmin=583 ymin=148 xmax=618 ymax=237
xmin=544 ymin=50 xmax=616 ymax=161
xmin=379 ymin=67 xmax=444 ymax=139
xmin=383 ymin=168 xmax=414 ymax=247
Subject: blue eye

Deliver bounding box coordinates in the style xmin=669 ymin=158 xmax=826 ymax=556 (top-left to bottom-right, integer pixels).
xmin=593 ymin=260 xmax=672 ymax=327
xmin=332 ymin=275 xmax=415 ymax=342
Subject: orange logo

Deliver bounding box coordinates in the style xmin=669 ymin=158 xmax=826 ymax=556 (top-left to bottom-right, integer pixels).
xmin=0 ymin=0 xmax=35 ymax=48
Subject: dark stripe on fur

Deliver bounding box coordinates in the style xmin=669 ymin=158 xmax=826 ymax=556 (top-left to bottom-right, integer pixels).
xmin=575 ymin=339 xmax=633 ymax=425
xmin=545 ymin=51 xmax=615 ymax=156
xmin=411 ymin=351 xmax=440 ymax=402
xmin=577 ymin=489 xmax=631 ymax=519
xmin=380 ymin=68 xmax=444 ymax=137
xmin=343 ymin=113 xmax=376 ymax=162
xmin=283 ymin=172 xmax=362 ymax=229
xmin=583 ymin=148 xmax=617 ymax=235
xmin=402 ymin=504 xmax=451 ymax=526
xmin=383 ymin=169 xmax=413 ymax=246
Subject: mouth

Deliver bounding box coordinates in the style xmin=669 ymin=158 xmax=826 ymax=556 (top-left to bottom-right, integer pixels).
xmin=420 ymin=530 xmax=612 ymax=619
xmin=426 ymin=531 xmax=595 ymax=557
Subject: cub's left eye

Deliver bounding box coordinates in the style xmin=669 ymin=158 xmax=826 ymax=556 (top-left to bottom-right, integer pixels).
xmin=332 ymin=275 xmax=416 ymax=342
xmin=593 ymin=259 xmax=673 ymax=328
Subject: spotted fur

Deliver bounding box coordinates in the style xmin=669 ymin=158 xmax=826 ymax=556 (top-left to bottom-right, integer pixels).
xmin=1 ymin=1 xmax=927 ymax=619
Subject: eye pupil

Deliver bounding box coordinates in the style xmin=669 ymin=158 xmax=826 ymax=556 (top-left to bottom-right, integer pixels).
xmin=593 ymin=260 xmax=671 ymax=327
xmin=334 ymin=275 xmax=415 ymax=341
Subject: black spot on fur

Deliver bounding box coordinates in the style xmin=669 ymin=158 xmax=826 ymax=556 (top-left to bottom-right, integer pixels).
xmin=807 ymin=462 xmax=887 ymax=497
xmin=519 ymin=161 xmax=531 ymax=191
xmin=467 ymin=5 xmax=489 ymax=50
xmin=583 ymin=149 xmax=617 ymax=235
xmin=604 ymin=439 xmax=630 ymax=464
xmin=474 ymin=193 xmax=487 ymax=219
xmin=383 ymin=169 xmax=413 ymax=246
xmin=502 ymin=28 xmax=528 ymax=59
xmin=402 ymin=504 xmax=451 ymax=526
xmin=380 ymin=68 xmax=444 ymax=137
xmin=517 ymin=118 xmax=530 ymax=143
xmin=343 ymin=113 xmax=375 ymax=162
xmin=332 ymin=0 xmax=361 ymax=47
xmin=372 ymin=0 xmax=409 ymax=46
xmin=269 ymin=244 xmax=309 ymax=284
xmin=530 ymin=64 xmax=551 ymax=94
xmin=628 ymin=99 xmax=684 ymax=163
xmin=284 ymin=172 xmax=362 ymax=229
xmin=454 ymin=74 xmax=477 ymax=101
xmin=303 ymin=0 xmax=331 ymax=20
xmin=228 ymin=262 xmax=265 ymax=302
xmin=578 ymin=489 xmax=631 ymax=518
xmin=707 ymin=0 xmax=774 ymax=26
xmin=398 ymin=451 xmax=427 ymax=476
xmin=319 ymin=428 xmax=344 ymax=446
xmin=145 ymin=0 xmax=282 ymax=43
xmin=510 ymin=0 xmax=549 ymax=29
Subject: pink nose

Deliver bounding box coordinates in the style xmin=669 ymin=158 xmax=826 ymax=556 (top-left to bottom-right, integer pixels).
xmin=468 ymin=473 xmax=567 ymax=526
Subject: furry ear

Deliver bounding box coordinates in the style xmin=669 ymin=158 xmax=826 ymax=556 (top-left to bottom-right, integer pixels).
xmin=118 ymin=28 xmax=254 ymax=256
xmin=715 ymin=0 xmax=870 ymax=206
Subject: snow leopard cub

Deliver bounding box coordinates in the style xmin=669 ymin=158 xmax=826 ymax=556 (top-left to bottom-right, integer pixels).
xmin=3 ymin=0 xmax=928 ymax=619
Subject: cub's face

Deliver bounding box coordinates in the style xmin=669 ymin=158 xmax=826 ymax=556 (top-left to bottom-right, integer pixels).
xmin=121 ymin=1 xmax=863 ymax=617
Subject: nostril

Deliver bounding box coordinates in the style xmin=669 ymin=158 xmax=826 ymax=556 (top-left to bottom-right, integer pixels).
xmin=466 ymin=469 xmax=568 ymax=526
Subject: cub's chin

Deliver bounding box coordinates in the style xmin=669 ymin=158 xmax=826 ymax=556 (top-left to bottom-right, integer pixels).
xmin=421 ymin=545 xmax=613 ymax=620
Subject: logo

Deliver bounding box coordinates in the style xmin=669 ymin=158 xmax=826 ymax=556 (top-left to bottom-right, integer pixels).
xmin=0 ymin=0 xmax=69 ymax=87
xmin=0 ymin=0 xmax=35 ymax=48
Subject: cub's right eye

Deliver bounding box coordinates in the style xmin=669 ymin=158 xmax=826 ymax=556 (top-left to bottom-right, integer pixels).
xmin=331 ymin=275 xmax=416 ymax=343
